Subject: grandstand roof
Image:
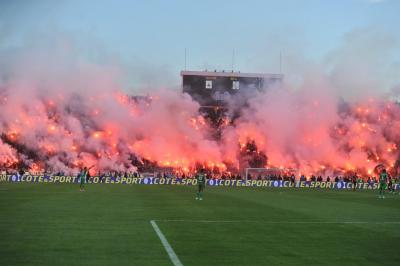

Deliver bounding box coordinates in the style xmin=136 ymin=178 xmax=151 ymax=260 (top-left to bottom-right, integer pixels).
xmin=181 ymin=70 xmax=283 ymax=79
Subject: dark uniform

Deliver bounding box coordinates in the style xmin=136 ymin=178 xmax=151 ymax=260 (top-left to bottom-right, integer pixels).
xmin=196 ymin=172 xmax=206 ymax=200
xmin=352 ymin=175 xmax=357 ymax=191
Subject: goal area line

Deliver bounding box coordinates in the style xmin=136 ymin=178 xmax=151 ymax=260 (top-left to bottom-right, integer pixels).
xmin=153 ymin=219 xmax=400 ymax=224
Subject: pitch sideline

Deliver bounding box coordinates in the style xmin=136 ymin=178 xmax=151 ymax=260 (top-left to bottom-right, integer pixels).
xmin=150 ymin=220 xmax=183 ymax=266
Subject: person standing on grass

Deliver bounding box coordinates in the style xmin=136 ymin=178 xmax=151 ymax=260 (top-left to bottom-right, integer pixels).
xmin=393 ymin=175 xmax=399 ymax=195
xmin=352 ymin=175 xmax=357 ymax=191
xmin=196 ymin=169 xmax=207 ymax=200
xmin=378 ymin=169 xmax=388 ymax=199
xmin=396 ymin=176 xmax=400 ymax=195
xmin=79 ymin=165 xmax=94 ymax=192
xmin=388 ymin=174 xmax=397 ymax=194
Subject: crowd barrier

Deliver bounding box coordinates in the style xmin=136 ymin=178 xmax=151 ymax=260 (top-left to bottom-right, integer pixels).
xmin=1 ymin=174 xmax=399 ymax=190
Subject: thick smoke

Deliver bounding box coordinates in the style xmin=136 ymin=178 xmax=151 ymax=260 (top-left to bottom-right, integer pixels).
xmin=0 ymin=28 xmax=399 ymax=178
xmin=0 ymin=38 xmax=222 ymax=175
xmin=221 ymin=27 xmax=400 ymax=177
xmin=223 ymin=79 xmax=400 ymax=177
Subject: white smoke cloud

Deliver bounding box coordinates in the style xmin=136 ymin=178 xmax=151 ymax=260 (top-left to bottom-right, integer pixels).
xmin=1 ymin=25 xmax=399 ymax=178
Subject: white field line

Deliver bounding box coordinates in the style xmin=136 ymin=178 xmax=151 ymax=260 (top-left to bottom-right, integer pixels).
xmin=150 ymin=220 xmax=183 ymax=266
xmin=154 ymin=219 xmax=400 ymax=224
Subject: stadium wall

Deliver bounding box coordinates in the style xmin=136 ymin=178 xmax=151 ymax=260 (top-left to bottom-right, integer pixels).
xmin=1 ymin=174 xmax=398 ymax=190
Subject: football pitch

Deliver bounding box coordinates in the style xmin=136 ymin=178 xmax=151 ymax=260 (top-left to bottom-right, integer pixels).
xmin=0 ymin=183 xmax=399 ymax=266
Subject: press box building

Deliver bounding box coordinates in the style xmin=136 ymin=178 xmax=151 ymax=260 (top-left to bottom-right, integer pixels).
xmin=181 ymin=70 xmax=283 ymax=107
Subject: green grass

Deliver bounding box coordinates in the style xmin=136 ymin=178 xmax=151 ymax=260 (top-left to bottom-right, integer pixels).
xmin=0 ymin=183 xmax=399 ymax=266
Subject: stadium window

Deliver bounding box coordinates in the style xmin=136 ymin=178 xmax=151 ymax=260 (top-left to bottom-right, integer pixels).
xmin=232 ymin=80 xmax=239 ymax=90
xmin=205 ymin=80 xmax=213 ymax=89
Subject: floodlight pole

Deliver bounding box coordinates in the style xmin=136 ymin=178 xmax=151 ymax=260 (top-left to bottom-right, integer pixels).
xmin=232 ymin=49 xmax=235 ymax=72
xmin=184 ymin=48 xmax=187 ymax=71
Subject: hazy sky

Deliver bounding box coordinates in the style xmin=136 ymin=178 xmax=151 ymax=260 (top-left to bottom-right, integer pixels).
xmin=0 ymin=0 xmax=399 ymax=88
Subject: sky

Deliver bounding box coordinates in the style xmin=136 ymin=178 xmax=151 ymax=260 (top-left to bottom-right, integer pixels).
xmin=0 ymin=0 xmax=399 ymax=89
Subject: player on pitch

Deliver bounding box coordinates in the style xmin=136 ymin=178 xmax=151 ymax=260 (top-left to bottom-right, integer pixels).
xmin=388 ymin=174 xmax=398 ymax=194
xmin=391 ymin=175 xmax=399 ymax=195
xmin=378 ymin=169 xmax=388 ymax=199
xmin=79 ymin=165 xmax=94 ymax=192
xmin=196 ymin=169 xmax=207 ymax=200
